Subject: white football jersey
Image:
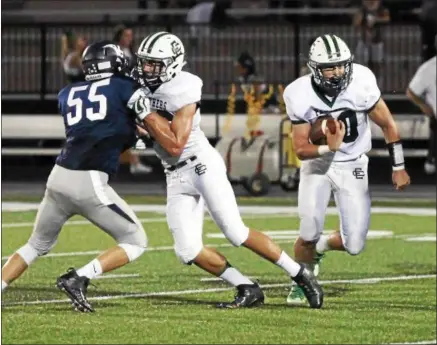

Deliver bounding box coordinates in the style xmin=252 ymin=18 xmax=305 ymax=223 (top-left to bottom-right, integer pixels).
xmin=132 ymin=71 xmax=210 ymax=167
xmin=408 ymin=56 xmax=436 ymax=117
xmin=284 ymin=63 xmax=381 ymax=161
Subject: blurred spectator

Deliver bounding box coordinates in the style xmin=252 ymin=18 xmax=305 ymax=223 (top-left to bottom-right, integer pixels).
xmin=353 ymin=0 xmax=390 ymax=85
xmin=113 ymin=24 xmax=135 ymax=70
xmin=186 ymin=1 xmax=216 ymax=40
xmin=419 ymin=0 xmax=437 ymax=61
xmin=235 ymin=51 xmax=265 ymax=92
xmin=186 ymin=1 xmax=232 ymax=67
xmin=61 ymin=32 xmax=87 ymax=83
xmin=235 ymin=51 xmax=279 ymax=114
xmin=406 ymin=38 xmax=436 ymax=175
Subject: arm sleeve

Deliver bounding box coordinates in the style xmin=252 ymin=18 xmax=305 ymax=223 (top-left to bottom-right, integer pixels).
xmin=408 ymin=63 xmax=428 ymax=97
xmin=284 ymin=90 xmax=309 ymax=124
xmin=363 ymin=68 xmax=381 ymax=112
xmin=173 ymin=76 xmax=203 ymax=110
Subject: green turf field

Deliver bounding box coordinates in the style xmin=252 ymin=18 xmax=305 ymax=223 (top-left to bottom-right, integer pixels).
xmin=1 ymin=205 xmax=436 ymax=344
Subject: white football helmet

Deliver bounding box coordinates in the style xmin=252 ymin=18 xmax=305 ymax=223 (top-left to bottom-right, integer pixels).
xmin=136 ymin=32 xmax=186 ymax=86
xmin=307 ymin=34 xmax=353 ymax=95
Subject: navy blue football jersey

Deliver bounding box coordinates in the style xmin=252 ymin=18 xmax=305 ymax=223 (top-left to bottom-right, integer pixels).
xmin=56 ymin=76 xmax=140 ymax=176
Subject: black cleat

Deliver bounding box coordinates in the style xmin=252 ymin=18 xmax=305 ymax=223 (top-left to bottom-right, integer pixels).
xmin=56 ymin=268 xmax=94 ymax=313
xmin=292 ymin=265 xmax=324 ymax=309
xmin=216 ymin=282 xmax=265 ymax=309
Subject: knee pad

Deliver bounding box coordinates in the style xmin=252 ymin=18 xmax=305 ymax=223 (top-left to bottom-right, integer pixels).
xmin=16 ymin=243 xmax=40 ymax=265
xmin=121 ymin=224 xmax=148 ymax=247
xmin=343 ymin=240 xmax=365 ymax=256
xmin=299 ymin=220 xmax=322 ymax=242
xmin=118 ymin=243 xmax=146 ymax=262
xmin=174 ymin=243 xmax=203 ymax=265
xmin=223 ymin=224 xmax=249 ymax=247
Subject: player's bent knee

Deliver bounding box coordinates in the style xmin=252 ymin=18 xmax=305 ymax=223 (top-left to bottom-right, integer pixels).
xmin=223 ymin=225 xmax=249 ymax=247
xmin=174 ymin=244 xmax=203 ymax=265
xmin=299 ymin=216 xmax=322 ymax=242
xmin=16 ymin=243 xmax=40 ymax=265
xmin=343 ymin=240 xmax=365 ymax=256
xmin=118 ymin=243 xmax=146 ymax=262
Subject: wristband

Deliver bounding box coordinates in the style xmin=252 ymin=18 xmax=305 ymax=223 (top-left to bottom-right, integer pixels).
xmin=317 ymin=145 xmax=332 ymax=156
xmin=387 ymin=141 xmax=405 ymax=170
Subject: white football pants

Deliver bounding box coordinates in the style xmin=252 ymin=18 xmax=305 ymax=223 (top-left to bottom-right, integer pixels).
xmin=165 ymin=146 xmax=249 ymax=264
xmin=298 ymin=154 xmax=371 ymax=255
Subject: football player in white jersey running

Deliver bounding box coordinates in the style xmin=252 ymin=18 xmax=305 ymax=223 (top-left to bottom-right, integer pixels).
xmin=283 ymin=34 xmax=411 ymax=304
xmin=129 ymin=31 xmax=323 ymax=308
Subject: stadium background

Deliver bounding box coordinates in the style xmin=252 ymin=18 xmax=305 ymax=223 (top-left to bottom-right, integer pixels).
xmin=1 ymin=0 xmax=436 ymax=198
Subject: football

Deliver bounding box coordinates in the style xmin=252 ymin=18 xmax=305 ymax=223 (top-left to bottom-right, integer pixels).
xmin=309 ymin=116 xmax=336 ymax=145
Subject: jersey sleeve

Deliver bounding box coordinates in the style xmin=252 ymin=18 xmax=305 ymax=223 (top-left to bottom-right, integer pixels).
xmin=408 ymin=62 xmax=429 ymax=97
xmin=57 ymin=86 xmax=68 ymax=116
xmin=361 ymin=66 xmax=381 ymax=112
xmin=172 ymin=74 xmax=203 ymax=110
xmin=283 ymin=84 xmax=309 ymax=124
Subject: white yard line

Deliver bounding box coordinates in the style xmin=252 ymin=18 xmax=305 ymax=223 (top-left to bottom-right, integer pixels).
xmin=95 ymin=273 xmax=140 ymax=280
xmin=1 ymin=214 xmax=293 ymax=229
xmin=0 ymin=241 xmax=291 ymax=261
xmin=388 ymin=341 xmax=436 ymax=345
xmin=3 ymin=274 xmax=435 ymax=307
xmin=2 ymin=203 xmax=436 ymax=216
xmin=3 ymin=232 xmax=435 ymax=261
xmin=1 ymin=217 xmax=168 ymax=229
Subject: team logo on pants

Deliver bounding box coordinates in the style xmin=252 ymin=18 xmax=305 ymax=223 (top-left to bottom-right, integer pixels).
xmin=353 ymin=167 xmax=365 ymax=179
xmin=194 ymin=163 xmax=207 ymax=176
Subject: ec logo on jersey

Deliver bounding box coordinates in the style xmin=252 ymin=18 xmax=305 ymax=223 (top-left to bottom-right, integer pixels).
xmin=353 ymin=168 xmax=365 ymax=180
xmin=194 ymin=163 xmax=207 ymax=176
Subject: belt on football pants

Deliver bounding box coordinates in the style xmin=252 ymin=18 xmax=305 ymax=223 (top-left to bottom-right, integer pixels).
xmin=334 ymin=154 xmax=362 ymax=163
xmin=167 ymin=156 xmax=197 ymax=172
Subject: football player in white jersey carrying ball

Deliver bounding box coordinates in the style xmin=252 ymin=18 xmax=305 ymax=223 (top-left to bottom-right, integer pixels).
xmin=129 ymin=31 xmax=323 ymax=308
xmin=283 ymin=34 xmax=411 ymax=304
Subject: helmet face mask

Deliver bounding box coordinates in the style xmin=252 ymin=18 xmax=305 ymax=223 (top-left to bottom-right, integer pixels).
xmin=136 ymin=56 xmax=173 ymax=86
xmin=308 ymin=59 xmax=353 ymax=96
xmin=307 ymin=34 xmax=353 ymax=97
xmin=136 ymin=32 xmax=186 ymax=87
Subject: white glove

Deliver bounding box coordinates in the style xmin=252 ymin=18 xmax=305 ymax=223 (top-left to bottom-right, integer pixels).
xmin=133 ymin=138 xmax=146 ymax=150
xmin=134 ymin=96 xmax=152 ymax=121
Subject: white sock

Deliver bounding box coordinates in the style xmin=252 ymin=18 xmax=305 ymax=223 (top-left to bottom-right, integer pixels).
xmin=316 ymin=235 xmax=331 ymax=253
xmin=219 ymin=267 xmax=254 ymax=286
xmin=276 ymin=251 xmax=302 ymax=277
xmin=2 ymin=280 xmax=8 ymax=291
xmin=76 ymin=258 xmax=103 ymax=280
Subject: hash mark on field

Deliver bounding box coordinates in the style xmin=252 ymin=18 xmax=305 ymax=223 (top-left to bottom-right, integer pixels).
xmin=2 ymin=274 xmax=435 ymax=307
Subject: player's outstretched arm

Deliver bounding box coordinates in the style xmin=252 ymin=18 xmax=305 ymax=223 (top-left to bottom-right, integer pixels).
xmin=406 ymin=88 xmax=435 ymax=118
xmin=369 ymin=98 xmax=411 ymax=189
